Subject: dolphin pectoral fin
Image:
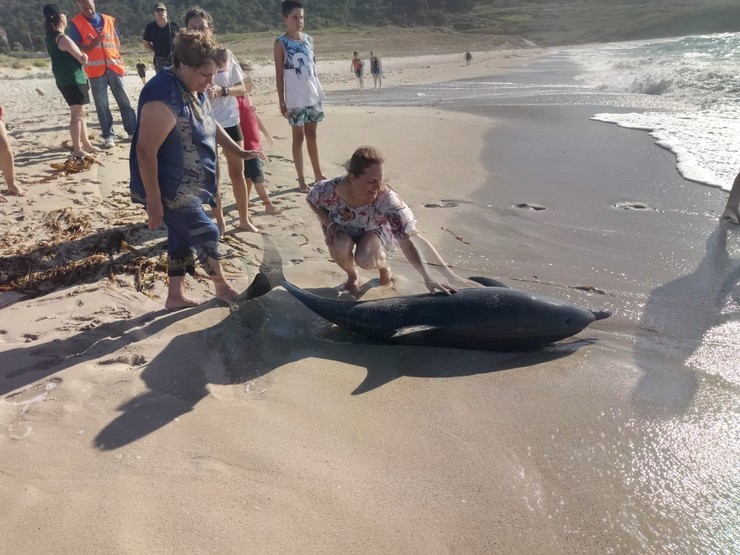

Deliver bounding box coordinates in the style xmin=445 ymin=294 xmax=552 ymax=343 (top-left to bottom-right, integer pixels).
xmin=390 ymin=325 xmax=439 ymax=340
xmin=468 ymin=276 xmax=510 ymax=288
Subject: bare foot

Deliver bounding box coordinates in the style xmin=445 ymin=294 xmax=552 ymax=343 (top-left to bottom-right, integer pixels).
xmin=379 ymin=267 xmax=392 ymax=286
xmin=263 ymin=205 xmax=282 ymax=215
xmin=83 ymin=145 xmax=101 ymax=154
xmin=165 ymin=297 xmax=201 ymax=311
xmin=340 ymin=276 xmax=360 ymax=296
xmin=297 ymin=178 xmax=309 ymax=193
xmin=314 ymin=175 xmax=327 ymax=184
xmin=215 ymin=283 xmax=239 ymax=303
xmin=6 ymin=184 xmax=26 ymax=197
xmin=236 ymin=221 xmax=260 ymax=232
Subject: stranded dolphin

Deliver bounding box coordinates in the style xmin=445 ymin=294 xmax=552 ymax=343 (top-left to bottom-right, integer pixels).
xmin=243 ymin=235 xmax=610 ymax=351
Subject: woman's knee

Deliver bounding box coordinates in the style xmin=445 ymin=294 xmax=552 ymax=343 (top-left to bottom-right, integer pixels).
xmin=355 ymin=248 xmax=385 ymax=270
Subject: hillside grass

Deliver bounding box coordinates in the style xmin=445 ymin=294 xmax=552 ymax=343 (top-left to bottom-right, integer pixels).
xmin=2 ymin=0 xmax=738 ymax=70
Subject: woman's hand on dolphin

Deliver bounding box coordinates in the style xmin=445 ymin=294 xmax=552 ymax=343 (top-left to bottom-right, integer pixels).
xmin=425 ymin=279 xmax=458 ymax=295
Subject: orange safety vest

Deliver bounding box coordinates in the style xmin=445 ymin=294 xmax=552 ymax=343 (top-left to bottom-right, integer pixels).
xmin=70 ymin=13 xmax=125 ymax=78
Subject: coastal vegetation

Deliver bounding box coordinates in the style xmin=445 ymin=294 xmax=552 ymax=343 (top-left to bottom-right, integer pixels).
xmin=0 ymin=0 xmax=738 ymax=63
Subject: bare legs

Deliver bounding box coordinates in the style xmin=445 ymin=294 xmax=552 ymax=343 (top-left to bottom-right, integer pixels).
xmin=70 ymin=104 xmax=99 ymax=157
xmin=222 ymin=140 xmax=259 ymax=232
xmin=0 ymin=119 xmax=24 ymax=197
xmin=249 ymin=179 xmax=280 ymax=214
xmin=721 ymin=171 xmax=740 ymax=224
xmin=291 ymin=121 xmax=325 ymax=192
xmin=328 ymin=230 xmax=391 ymax=294
xmin=164 ymin=257 xmax=238 ymax=311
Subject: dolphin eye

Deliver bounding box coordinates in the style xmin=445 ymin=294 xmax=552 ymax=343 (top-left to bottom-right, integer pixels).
xmin=564 ymin=318 xmax=572 ymax=325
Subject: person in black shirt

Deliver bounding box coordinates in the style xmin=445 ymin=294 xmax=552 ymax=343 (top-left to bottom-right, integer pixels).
xmin=143 ymin=3 xmax=179 ymax=73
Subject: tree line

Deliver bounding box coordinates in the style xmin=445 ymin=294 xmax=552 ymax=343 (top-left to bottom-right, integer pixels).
xmin=1 ymin=0 xmax=477 ymax=53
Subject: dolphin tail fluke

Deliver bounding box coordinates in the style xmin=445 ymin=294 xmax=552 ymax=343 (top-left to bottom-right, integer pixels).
xmin=233 ymin=233 xmax=286 ymax=302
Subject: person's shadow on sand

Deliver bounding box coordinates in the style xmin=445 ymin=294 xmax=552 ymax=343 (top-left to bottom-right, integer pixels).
xmin=0 ymin=303 xmax=213 ymax=398
xmin=632 ymin=222 xmax=740 ymax=416
xmin=93 ymin=283 xmax=593 ymax=450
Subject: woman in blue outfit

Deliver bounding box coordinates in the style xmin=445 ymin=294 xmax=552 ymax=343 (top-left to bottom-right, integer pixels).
xmin=130 ymin=29 xmax=265 ymax=310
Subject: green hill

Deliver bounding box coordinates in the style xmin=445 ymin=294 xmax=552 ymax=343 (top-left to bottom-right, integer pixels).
xmin=1 ymin=0 xmax=739 ymax=58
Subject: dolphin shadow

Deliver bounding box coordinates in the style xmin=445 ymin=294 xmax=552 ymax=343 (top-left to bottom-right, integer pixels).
xmin=93 ymin=286 xmax=591 ymax=450
xmin=632 ymin=222 xmax=740 ymax=415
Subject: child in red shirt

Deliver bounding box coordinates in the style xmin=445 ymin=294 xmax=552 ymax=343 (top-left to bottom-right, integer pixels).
xmin=238 ymin=87 xmax=279 ymax=215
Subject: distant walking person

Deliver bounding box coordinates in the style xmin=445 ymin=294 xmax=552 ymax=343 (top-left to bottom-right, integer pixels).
xmin=369 ymin=51 xmax=382 ymax=88
xmin=0 ymin=107 xmax=26 ymax=200
xmin=43 ymin=3 xmax=99 ymax=160
xmin=136 ymin=59 xmax=147 ymax=84
xmin=351 ymin=51 xmax=364 ymax=89
xmin=721 ymin=171 xmax=740 ymax=224
xmin=465 ymin=50 xmax=473 ymax=65
xmin=274 ymin=0 xmax=327 ymax=193
xmin=143 ymin=3 xmax=179 ymax=74
xmin=69 ymin=0 xmax=136 ymax=149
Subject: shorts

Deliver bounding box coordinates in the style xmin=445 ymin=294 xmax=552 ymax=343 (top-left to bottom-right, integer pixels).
xmin=243 ymin=157 xmax=264 ymax=183
xmin=354 ymin=69 xmax=363 ymax=78
xmin=57 ymin=83 xmax=90 ymax=106
xmin=287 ymin=103 xmax=324 ymax=127
xmin=223 ymin=124 xmax=243 ymax=142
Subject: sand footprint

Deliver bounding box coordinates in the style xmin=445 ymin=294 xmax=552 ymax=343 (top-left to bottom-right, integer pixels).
xmin=513 ymin=203 xmax=547 ymax=211
xmin=614 ymin=201 xmax=656 ymax=211
xmin=4 ymin=378 xmax=62 ymax=440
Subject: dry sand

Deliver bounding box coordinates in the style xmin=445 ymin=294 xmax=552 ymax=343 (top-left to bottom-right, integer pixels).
xmin=1 ymin=44 xmax=738 ymax=553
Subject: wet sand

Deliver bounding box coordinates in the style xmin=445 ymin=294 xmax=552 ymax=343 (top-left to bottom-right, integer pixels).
xmin=1 ymin=48 xmax=738 ymax=552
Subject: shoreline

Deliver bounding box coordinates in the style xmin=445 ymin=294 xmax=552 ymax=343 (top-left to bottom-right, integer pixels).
xmin=2 ymin=45 xmax=738 ymax=553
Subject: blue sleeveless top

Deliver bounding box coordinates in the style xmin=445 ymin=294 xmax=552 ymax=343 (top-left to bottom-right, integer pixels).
xmin=129 ymin=69 xmax=218 ymax=209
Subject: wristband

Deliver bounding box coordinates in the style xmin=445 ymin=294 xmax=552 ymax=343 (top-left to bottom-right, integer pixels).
xmin=221 ymin=86 xmax=229 ymax=97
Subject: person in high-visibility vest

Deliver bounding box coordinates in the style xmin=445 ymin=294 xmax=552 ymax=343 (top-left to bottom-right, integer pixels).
xmin=69 ymin=0 xmax=136 ymax=149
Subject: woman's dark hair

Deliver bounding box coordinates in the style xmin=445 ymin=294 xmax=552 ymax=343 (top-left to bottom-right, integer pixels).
xmin=42 ymin=4 xmax=63 ymax=35
xmin=172 ymin=29 xmax=226 ymax=69
xmin=183 ymin=6 xmax=215 ymax=31
xmin=346 ymin=146 xmax=385 ymax=177
xmin=282 ymin=1 xmax=304 ymax=16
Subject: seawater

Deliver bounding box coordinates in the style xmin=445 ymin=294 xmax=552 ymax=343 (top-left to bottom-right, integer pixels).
xmin=573 ymin=33 xmax=740 ymax=191
xmin=327 ymin=31 xmax=740 ymax=192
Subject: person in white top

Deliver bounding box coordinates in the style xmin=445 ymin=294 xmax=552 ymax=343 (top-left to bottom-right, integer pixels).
xmin=185 ymin=6 xmax=257 ymax=233
xmin=274 ymin=0 xmax=326 ymax=193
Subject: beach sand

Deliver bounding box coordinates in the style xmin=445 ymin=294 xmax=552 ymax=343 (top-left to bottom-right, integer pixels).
xmin=2 ymin=47 xmax=738 ymax=553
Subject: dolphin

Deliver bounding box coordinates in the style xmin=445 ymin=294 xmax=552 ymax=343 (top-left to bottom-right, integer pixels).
xmin=243 ymin=235 xmax=611 ymax=351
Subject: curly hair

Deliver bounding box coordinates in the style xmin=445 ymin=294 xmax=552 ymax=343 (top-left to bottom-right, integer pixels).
xmin=172 ymin=29 xmax=226 ymax=69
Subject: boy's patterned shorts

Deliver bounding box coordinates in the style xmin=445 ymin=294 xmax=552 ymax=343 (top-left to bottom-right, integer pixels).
xmin=287 ymin=102 xmax=324 ymax=127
